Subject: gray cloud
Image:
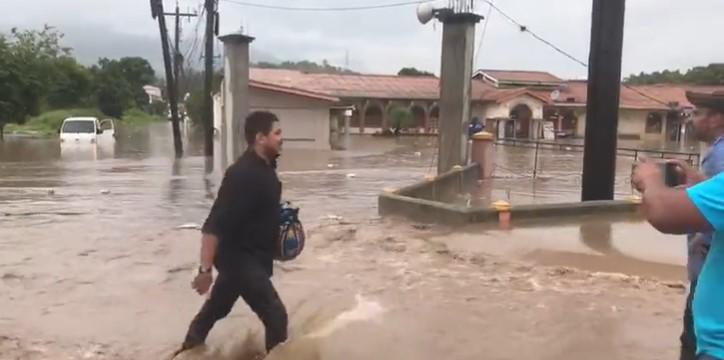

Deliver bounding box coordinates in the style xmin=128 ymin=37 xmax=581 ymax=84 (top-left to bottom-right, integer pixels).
xmin=1 ymin=0 xmax=722 ymax=79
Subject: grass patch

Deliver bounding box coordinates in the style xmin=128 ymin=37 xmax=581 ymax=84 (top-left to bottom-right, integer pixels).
xmin=120 ymin=108 xmax=164 ymax=127
xmin=7 ymin=108 xmax=104 ymax=137
xmin=6 ymin=108 xmax=164 ymax=137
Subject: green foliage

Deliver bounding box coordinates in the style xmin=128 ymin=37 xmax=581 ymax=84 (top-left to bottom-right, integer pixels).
xmin=625 ymin=64 xmax=724 ymax=85
xmin=0 ymin=25 xmax=68 ymax=139
xmin=397 ymin=67 xmax=436 ymax=77
xmin=0 ymin=26 xmax=159 ymax=140
xmin=6 ymin=108 xmax=103 ymax=136
xmin=389 ymin=106 xmax=413 ymax=129
xmin=120 ymin=108 xmax=163 ymax=127
xmin=90 ymin=57 xmax=157 ymax=117
xmin=46 ymin=56 xmax=93 ymax=109
xmin=255 ymin=60 xmax=357 ymax=75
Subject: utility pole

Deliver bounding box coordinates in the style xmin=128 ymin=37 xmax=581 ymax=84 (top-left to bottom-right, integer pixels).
xmin=581 ymin=0 xmax=626 ymax=201
xmin=151 ymin=0 xmax=183 ymax=158
xmin=203 ymin=0 xmax=218 ymax=173
xmin=436 ymin=8 xmax=481 ymax=174
xmin=163 ymin=4 xmax=196 ymax=136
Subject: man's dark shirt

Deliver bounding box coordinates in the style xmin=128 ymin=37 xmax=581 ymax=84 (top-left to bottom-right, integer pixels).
xmin=202 ymin=150 xmax=281 ymax=276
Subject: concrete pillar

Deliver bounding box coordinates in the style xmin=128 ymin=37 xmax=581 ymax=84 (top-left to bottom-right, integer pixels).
xmin=359 ymin=101 xmax=367 ymax=134
xmin=437 ymin=11 xmax=482 ymax=174
xmin=470 ymin=131 xmax=495 ymax=206
xmin=470 ymin=131 xmax=495 ymax=179
xmin=382 ymin=101 xmax=391 ymax=131
xmin=219 ymin=33 xmax=255 ymax=161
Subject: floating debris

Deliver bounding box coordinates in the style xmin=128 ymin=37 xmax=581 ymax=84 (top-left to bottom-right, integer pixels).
xmin=100 ymin=189 xmax=111 ymax=195
xmin=176 ymin=223 xmax=202 ymax=230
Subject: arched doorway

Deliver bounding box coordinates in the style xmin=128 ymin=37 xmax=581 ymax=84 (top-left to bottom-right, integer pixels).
xmin=410 ymin=105 xmax=427 ymax=133
xmin=364 ymin=104 xmax=384 ymax=131
xmin=561 ymin=109 xmax=578 ymax=137
xmin=510 ymin=104 xmax=533 ymax=139
xmin=429 ymin=106 xmax=440 ymax=133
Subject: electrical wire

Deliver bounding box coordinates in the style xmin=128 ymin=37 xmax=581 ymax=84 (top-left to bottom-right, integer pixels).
xmin=478 ymin=0 xmax=588 ymax=68
xmin=474 ymin=0 xmax=494 ymax=67
xmin=219 ymin=0 xmax=427 ymax=11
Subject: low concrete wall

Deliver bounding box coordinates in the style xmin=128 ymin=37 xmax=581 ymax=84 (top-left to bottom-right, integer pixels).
xmin=379 ymin=165 xmax=640 ymax=225
xmin=397 ymin=164 xmax=480 ymax=202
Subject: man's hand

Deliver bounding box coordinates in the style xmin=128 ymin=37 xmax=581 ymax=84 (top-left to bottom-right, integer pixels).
xmin=191 ymin=271 xmax=214 ymax=295
xmin=668 ymin=159 xmax=706 ymax=186
xmin=632 ymin=159 xmax=664 ymax=193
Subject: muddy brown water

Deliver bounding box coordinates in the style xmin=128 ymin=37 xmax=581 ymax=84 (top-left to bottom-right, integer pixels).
xmin=0 ymin=124 xmax=690 ymax=359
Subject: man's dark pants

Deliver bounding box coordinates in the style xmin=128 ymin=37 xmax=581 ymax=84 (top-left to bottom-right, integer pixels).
xmin=681 ymin=280 xmax=697 ymax=360
xmin=183 ymin=261 xmax=288 ymax=352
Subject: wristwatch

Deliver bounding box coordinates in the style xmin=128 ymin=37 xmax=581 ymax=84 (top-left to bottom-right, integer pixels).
xmin=198 ymin=266 xmax=212 ymax=274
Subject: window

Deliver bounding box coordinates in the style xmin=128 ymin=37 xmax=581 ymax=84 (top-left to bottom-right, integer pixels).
xmin=62 ymin=120 xmax=96 ymax=134
xmin=645 ymin=112 xmax=663 ymax=134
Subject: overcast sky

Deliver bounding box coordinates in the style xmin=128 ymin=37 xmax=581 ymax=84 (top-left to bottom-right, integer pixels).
xmin=1 ymin=0 xmax=722 ymax=79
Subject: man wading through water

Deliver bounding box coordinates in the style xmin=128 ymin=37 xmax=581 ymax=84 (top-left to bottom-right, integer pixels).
xmin=174 ymin=111 xmax=287 ymax=357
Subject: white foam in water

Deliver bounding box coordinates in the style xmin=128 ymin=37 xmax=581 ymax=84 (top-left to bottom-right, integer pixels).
xmin=306 ymin=294 xmax=385 ymax=339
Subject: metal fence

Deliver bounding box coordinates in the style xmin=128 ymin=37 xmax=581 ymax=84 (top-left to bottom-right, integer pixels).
xmin=494 ymin=137 xmax=701 ymax=179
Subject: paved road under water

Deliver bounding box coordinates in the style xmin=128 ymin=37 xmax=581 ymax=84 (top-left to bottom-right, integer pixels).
xmin=0 ymin=124 xmax=690 ymax=359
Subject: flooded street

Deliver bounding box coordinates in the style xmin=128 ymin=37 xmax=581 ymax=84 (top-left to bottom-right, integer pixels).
xmin=0 ymin=125 xmax=690 ymax=359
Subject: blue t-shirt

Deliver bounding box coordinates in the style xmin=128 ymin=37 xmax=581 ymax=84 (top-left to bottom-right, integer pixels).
xmin=688 ymin=137 xmax=724 ymax=280
xmin=687 ymin=173 xmax=724 ymax=357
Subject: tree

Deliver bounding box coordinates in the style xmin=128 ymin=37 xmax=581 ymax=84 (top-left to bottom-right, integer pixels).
xmin=398 ymin=67 xmax=435 ymax=77
xmin=625 ymin=63 xmax=724 ymax=85
xmin=90 ymin=57 xmax=157 ymax=117
xmin=0 ymin=26 xmax=68 ymax=140
xmin=254 ymin=60 xmax=357 ymax=74
xmin=389 ymin=106 xmax=413 ymax=130
xmin=46 ymin=56 xmax=93 ymax=109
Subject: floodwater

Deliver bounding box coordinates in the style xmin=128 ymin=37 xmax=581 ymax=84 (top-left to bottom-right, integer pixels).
xmin=0 ymin=125 xmax=692 ymax=359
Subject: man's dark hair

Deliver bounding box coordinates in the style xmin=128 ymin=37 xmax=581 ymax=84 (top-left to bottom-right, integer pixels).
xmin=245 ymin=111 xmax=279 ymax=145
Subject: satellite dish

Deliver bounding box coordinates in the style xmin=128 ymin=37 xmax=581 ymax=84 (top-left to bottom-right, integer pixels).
xmin=550 ymin=89 xmax=561 ymax=101
xmin=417 ymin=2 xmax=435 ymax=24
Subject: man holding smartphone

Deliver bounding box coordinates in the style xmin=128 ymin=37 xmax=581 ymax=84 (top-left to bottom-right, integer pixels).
xmin=635 ymin=90 xmax=724 ymax=359
xmin=676 ymin=91 xmax=724 ymax=360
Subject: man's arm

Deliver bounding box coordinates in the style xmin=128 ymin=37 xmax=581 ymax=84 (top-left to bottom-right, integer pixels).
xmin=641 ymin=181 xmax=713 ymax=234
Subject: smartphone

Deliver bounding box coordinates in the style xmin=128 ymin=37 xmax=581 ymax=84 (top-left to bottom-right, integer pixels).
xmin=631 ymin=162 xmax=681 ymax=188
xmin=660 ymin=162 xmax=681 ymax=187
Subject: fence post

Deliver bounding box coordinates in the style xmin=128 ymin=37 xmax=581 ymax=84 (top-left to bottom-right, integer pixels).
xmin=533 ymin=141 xmax=540 ymax=179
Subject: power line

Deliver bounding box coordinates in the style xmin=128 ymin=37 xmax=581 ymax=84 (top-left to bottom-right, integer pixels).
xmin=219 ymin=0 xmax=427 ymax=11
xmin=479 ymin=0 xmax=588 ymax=68
xmin=474 ymin=0 xmax=494 ymax=67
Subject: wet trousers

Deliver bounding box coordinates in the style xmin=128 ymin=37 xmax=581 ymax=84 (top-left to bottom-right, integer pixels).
xmin=182 ymin=261 xmax=288 ymax=352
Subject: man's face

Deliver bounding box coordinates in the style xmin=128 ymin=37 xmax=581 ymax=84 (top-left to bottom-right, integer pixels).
xmin=257 ymin=122 xmax=283 ymax=157
xmin=691 ymin=107 xmax=722 ymax=142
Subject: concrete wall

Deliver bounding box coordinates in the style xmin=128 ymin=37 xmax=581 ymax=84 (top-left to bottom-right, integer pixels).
xmin=575 ymin=108 xmax=667 ymax=140
xmin=249 ymin=87 xmax=332 ymax=150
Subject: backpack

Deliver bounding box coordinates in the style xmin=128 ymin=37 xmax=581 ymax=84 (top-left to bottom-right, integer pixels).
xmin=277 ymin=202 xmax=305 ymax=261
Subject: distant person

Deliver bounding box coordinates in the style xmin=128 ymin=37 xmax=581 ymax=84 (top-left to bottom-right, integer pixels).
xmin=174 ymin=111 xmax=287 ymax=358
xmin=633 ymin=90 xmax=724 ymax=360
xmin=677 ymin=91 xmax=724 ymax=360
xmin=468 ymin=117 xmax=484 ymax=139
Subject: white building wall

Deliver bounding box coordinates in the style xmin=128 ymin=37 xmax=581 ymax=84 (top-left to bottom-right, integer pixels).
xmin=249 ymin=88 xmax=332 ymax=150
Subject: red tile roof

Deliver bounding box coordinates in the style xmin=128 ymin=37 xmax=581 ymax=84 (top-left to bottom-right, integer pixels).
xmin=628 ymin=84 xmax=724 ymax=108
xmin=248 ymin=68 xmax=724 ymax=111
xmin=250 ymin=68 xmax=495 ymax=101
xmin=476 ymin=69 xmax=562 ymax=85
xmin=249 ymin=79 xmax=340 ymax=102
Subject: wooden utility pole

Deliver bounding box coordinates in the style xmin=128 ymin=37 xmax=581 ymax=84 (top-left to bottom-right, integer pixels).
xmin=151 ymin=0 xmax=183 ymax=158
xmin=203 ymin=0 xmax=217 ymax=173
xmin=163 ymin=4 xmax=196 ymax=135
xmin=581 ymin=0 xmax=626 ymax=201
